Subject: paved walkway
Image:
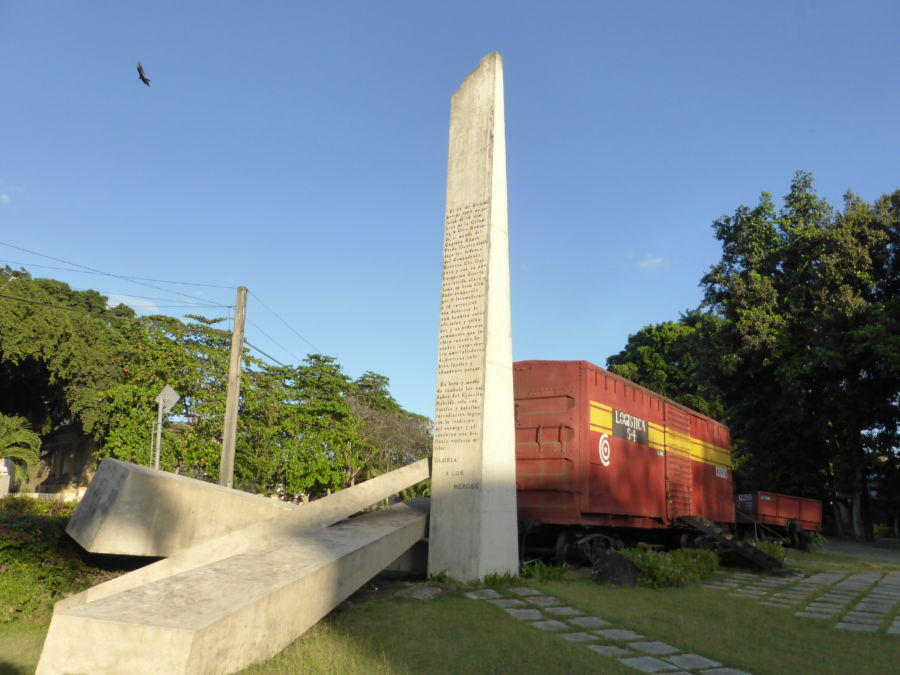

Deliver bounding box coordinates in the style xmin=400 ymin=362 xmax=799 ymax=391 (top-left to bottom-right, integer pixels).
xmin=463 ymin=587 xmax=751 ymax=674
xmin=703 ymin=569 xmax=900 ymax=635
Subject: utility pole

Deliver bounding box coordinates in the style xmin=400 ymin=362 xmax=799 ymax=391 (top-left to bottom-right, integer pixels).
xmin=219 ymin=286 xmax=247 ymax=488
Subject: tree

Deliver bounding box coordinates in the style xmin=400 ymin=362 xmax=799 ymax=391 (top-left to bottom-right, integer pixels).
xmin=0 ymin=413 xmax=41 ymax=485
xmin=700 ymin=172 xmax=900 ymax=538
xmin=606 ymin=309 xmax=725 ymax=419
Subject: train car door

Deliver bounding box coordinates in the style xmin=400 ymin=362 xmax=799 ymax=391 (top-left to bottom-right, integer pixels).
xmin=664 ymin=403 xmax=693 ymax=520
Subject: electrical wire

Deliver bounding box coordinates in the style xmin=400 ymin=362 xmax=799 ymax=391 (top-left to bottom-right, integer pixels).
xmin=0 ymin=241 xmax=232 ymax=305
xmin=248 ymin=290 xmax=321 ymax=353
xmin=244 ymin=339 xmax=287 ymax=367
xmin=0 ymin=259 xmax=235 ymax=289
xmin=246 ymin=318 xmax=303 ymax=364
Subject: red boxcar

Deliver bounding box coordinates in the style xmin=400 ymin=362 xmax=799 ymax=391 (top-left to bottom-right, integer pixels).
xmin=735 ymin=491 xmax=823 ymax=533
xmin=514 ymin=360 xmax=735 ymax=542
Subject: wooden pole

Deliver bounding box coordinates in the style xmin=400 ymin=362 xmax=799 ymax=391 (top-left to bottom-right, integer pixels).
xmin=219 ymin=286 xmax=247 ymax=488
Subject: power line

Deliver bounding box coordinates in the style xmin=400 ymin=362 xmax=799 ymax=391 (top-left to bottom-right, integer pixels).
xmin=0 ymin=241 xmax=231 ymax=305
xmin=246 ymin=318 xmax=303 ymax=364
xmin=0 ymin=291 xmax=147 ymax=324
xmin=248 ymin=290 xmax=321 ymax=353
xmin=244 ymin=339 xmax=287 ymax=367
xmin=0 ymin=259 xmax=235 ymax=289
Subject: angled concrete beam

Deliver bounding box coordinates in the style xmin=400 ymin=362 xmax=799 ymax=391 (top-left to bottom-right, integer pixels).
xmin=67 ymin=458 xmax=296 ymax=556
xmin=56 ymin=458 xmax=430 ymax=611
xmin=37 ymin=499 xmax=429 ymax=675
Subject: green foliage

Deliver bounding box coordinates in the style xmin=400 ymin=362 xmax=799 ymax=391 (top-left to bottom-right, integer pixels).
xmin=0 ymin=497 xmax=104 ymax=622
xmin=0 ymin=413 xmax=42 ymax=483
xmin=481 ymin=571 xmax=520 ymax=588
xmin=427 ymin=570 xmax=450 ymax=584
xmin=521 ymin=560 xmax=570 ymax=583
xmin=619 ymin=548 xmax=719 ymax=588
xmin=747 ymin=539 xmax=787 ymax=564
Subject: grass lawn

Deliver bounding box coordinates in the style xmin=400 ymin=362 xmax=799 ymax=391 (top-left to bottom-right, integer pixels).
xmin=3 ymin=544 xmax=899 ymax=674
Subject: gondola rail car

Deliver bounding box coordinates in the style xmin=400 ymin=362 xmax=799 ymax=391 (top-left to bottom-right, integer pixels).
xmin=735 ymin=491 xmax=823 ymax=549
xmin=513 ymin=360 xmax=740 ymax=562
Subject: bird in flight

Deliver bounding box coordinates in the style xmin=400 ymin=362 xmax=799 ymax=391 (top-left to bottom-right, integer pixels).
xmin=137 ymin=62 xmax=151 ymax=87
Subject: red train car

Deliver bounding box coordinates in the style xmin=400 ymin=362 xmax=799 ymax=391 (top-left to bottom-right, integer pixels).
xmin=735 ymin=492 xmax=822 ymax=533
xmin=514 ymin=360 xmax=735 ymax=555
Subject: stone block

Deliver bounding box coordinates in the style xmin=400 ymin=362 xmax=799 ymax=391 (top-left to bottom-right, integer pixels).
xmin=559 ymin=631 xmax=598 ymax=642
xmin=568 ymin=616 xmax=611 ymax=628
xmin=524 ymin=595 xmax=563 ymax=606
xmin=588 ymin=644 xmax=631 ymax=657
xmin=666 ymin=653 xmax=721 ymax=669
xmin=55 ymin=458 xmax=430 ymax=611
xmin=396 ymin=585 xmax=443 ymax=601
xmin=465 ymin=589 xmax=501 ymax=599
xmin=506 ymin=608 xmax=543 ymax=620
xmin=37 ymin=500 xmax=429 ymax=675
xmin=530 ymin=620 xmax=569 ymax=631
xmin=67 ymin=457 xmax=295 ymax=556
xmin=489 ymin=598 xmax=527 ymax=607
xmin=630 ymin=641 xmax=679 ymax=655
xmin=835 ymin=622 xmax=879 ymax=631
xmin=596 ymin=629 xmax=645 ymax=641
xmin=618 ymin=656 xmax=679 ymax=672
xmin=543 ymin=606 xmax=582 ymax=616
xmin=508 ymin=587 xmax=541 ymax=596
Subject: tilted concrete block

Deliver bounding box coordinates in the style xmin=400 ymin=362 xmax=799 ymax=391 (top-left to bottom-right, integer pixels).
xmin=37 ymin=499 xmax=430 ymax=675
xmin=67 ymin=458 xmax=295 ymax=556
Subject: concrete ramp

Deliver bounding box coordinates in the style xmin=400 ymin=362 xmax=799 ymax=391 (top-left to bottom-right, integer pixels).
xmin=67 ymin=458 xmax=296 ymax=556
xmin=37 ymin=499 xmax=429 ymax=675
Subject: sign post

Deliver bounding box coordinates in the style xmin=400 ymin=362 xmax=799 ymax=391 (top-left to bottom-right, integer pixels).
xmin=153 ymin=384 xmax=180 ymax=470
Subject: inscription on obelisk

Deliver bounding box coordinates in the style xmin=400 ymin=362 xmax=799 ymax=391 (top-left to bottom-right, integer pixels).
xmin=427 ymin=53 xmax=519 ymax=581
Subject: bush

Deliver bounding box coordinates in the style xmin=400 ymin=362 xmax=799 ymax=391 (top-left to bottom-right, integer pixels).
xmin=618 ymin=547 xmax=719 ymax=589
xmin=747 ymin=539 xmax=787 ymax=564
xmin=0 ymin=497 xmax=106 ymax=622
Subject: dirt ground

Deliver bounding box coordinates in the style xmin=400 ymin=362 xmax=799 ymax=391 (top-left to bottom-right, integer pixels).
xmin=823 ymin=537 xmax=900 ymax=565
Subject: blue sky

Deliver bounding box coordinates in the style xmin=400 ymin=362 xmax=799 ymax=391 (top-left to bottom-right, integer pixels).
xmin=2 ymin=2 xmax=898 ymax=417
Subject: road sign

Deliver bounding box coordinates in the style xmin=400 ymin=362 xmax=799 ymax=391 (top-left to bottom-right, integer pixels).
xmin=156 ymin=384 xmax=180 ymax=414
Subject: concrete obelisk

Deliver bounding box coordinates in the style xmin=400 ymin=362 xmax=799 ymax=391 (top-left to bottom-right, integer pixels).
xmin=427 ymin=53 xmax=519 ymax=581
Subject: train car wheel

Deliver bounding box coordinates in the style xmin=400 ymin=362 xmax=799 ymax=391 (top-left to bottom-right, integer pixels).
xmin=555 ymin=531 xmax=575 ymax=565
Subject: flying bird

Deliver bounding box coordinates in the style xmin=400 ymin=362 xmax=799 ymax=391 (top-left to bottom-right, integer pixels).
xmin=137 ymin=62 xmax=150 ymax=87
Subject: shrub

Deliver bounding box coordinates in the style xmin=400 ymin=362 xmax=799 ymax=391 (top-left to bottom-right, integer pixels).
xmin=618 ymin=547 xmax=719 ymax=589
xmin=747 ymin=539 xmax=786 ymax=564
xmin=0 ymin=498 xmax=106 ymax=622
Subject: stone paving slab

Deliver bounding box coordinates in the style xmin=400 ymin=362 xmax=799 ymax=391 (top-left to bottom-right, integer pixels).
xmin=618 ymin=656 xmax=680 ymax=672
xmin=396 ymin=585 xmax=443 ymax=600
xmin=841 ymin=614 xmax=882 ymax=625
xmin=887 ymin=624 xmax=900 ymax=635
xmin=666 ymin=653 xmax=722 ymax=669
xmin=505 ymin=608 xmax=543 ymax=620
xmin=543 ymin=606 xmax=582 ymax=616
xmin=530 ymin=619 xmax=570 ymax=631
xmin=524 ymin=595 xmax=563 ymax=606
xmin=596 ymin=628 xmax=645 ymax=640
xmin=700 ymin=669 xmax=753 ymax=675
xmin=836 ymin=622 xmax=879 ymax=632
xmin=795 ymin=611 xmax=832 ymax=619
xmin=588 ymin=644 xmax=632 ymax=657
xmin=508 ymin=587 xmax=541 ymax=596
xmin=488 ymin=598 xmax=527 ymax=608
xmin=630 ymin=641 xmax=679 ymax=655
xmin=568 ymin=616 xmax=611 ymax=628
xmin=559 ymin=631 xmax=599 ymax=642
xmin=465 ymin=589 xmax=501 ymax=600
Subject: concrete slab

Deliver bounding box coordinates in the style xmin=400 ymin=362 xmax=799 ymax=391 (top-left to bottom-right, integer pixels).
xmin=835 ymin=622 xmax=879 ymax=632
xmin=506 ymin=608 xmax=543 ymax=620
xmin=508 ymin=587 xmax=542 ymax=596
xmin=666 ymin=653 xmax=721 ymax=669
xmin=630 ymin=641 xmax=679 ymax=655
xmin=66 ymin=457 xmax=295 ymax=556
xmin=529 ymin=620 xmax=569 ymax=631
xmin=568 ymin=616 xmax=611 ymax=628
xmin=543 ymin=606 xmax=582 ymax=616
xmin=489 ymin=598 xmax=527 ymax=607
xmin=37 ymin=500 xmax=429 ymax=675
xmin=618 ymin=656 xmax=679 ymax=672
xmin=465 ymin=589 xmax=501 ymax=599
xmin=588 ymin=644 xmax=631 ymax=657
xmin=596 ymin=629 xmax=645 ymax=641
xmin=524 ymin=595 xmax=563 ymax=606
xmin=55 ymin=458 xmax=431 ymax=612
xmin=795 ymin=611 xmax=832 ymax=619
xmin=558 ymin=631 xmax=598 ymax=642
xmin=396 ymin=585 xmax=443 ymax=601
xmin=700 ymin=669 xmax=753 ymax=675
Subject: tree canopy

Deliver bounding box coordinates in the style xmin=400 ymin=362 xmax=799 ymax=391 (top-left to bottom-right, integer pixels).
xmin=0 ymin=269 xmax=431 ymax=501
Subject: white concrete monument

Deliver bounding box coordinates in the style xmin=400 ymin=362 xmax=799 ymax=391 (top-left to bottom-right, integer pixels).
xmin=427 ymin=52 xmax=519 ymax=580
